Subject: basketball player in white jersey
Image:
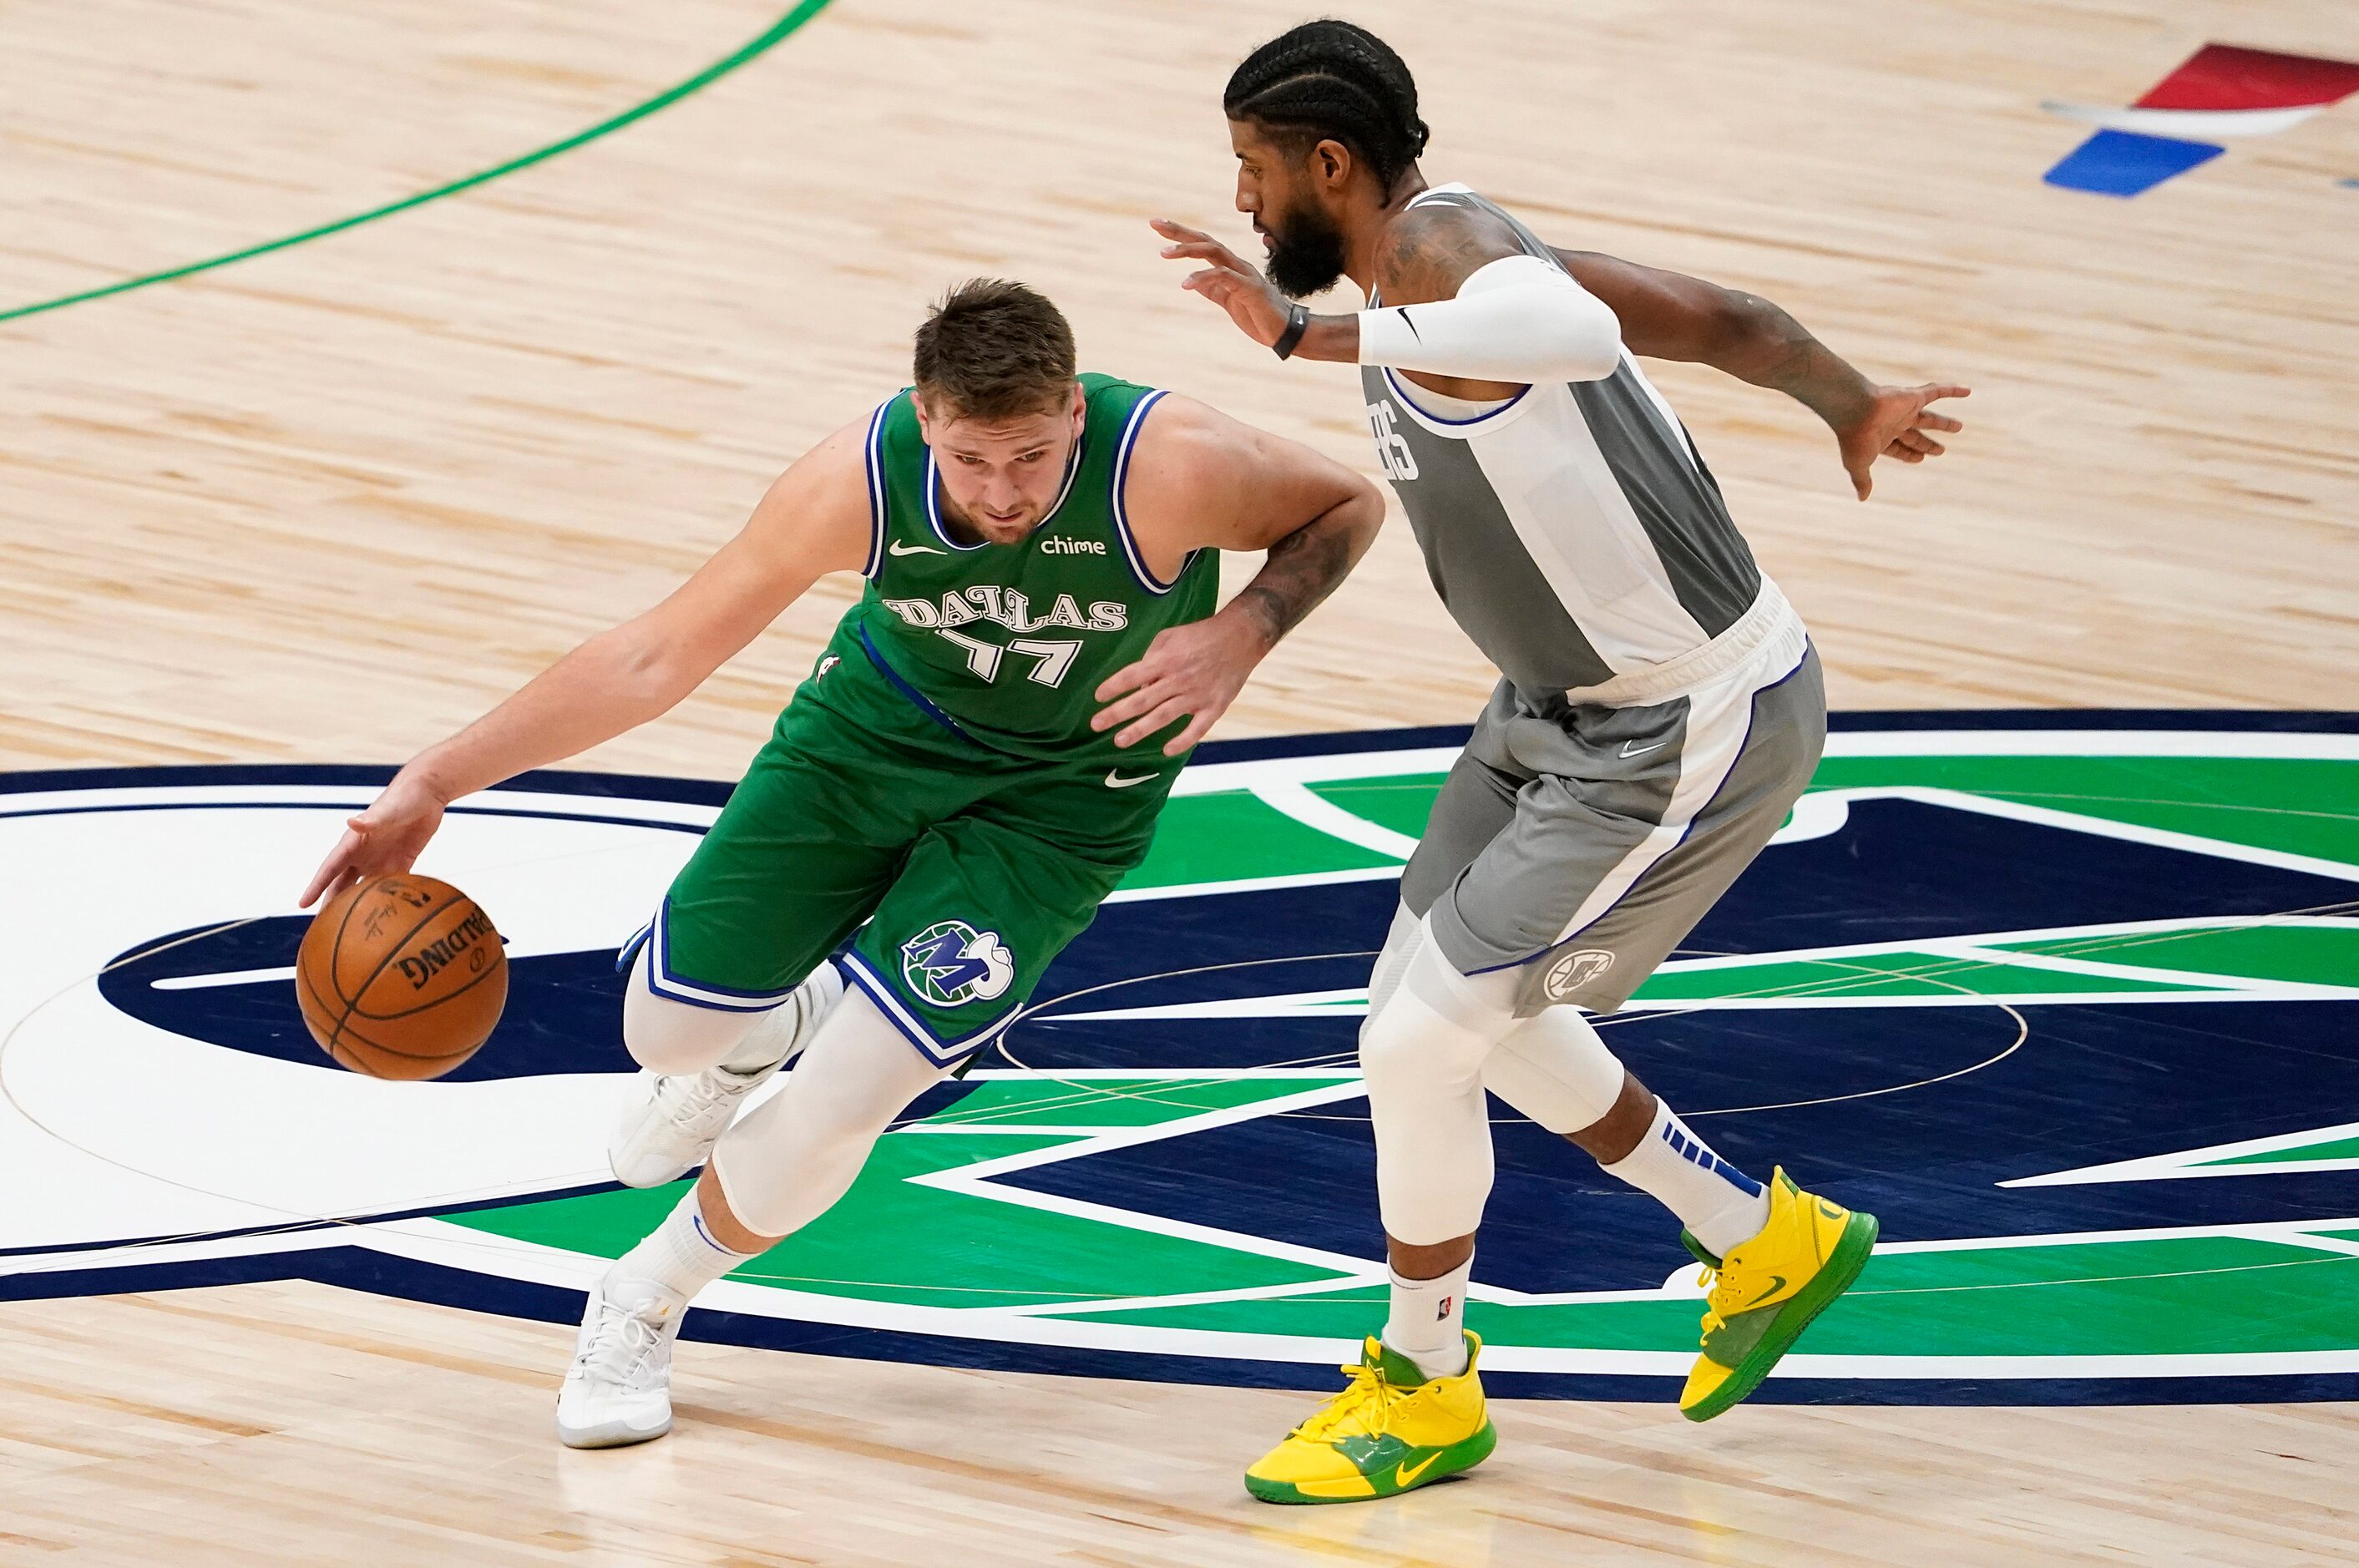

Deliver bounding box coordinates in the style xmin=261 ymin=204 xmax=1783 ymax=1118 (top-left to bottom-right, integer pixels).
xmin=1158 ymin=20 xmax=1972 ymax=1503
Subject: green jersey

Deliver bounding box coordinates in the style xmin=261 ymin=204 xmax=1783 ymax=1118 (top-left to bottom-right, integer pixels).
xmin=656 ymin=376 xmax=1223 ymax=1058
xmin=846 ymin=372 xmax=1219 ymax=762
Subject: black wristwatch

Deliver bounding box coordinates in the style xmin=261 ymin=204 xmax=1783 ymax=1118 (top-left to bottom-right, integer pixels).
xmin=1272 ymin=302 xmax=1310 ymax=360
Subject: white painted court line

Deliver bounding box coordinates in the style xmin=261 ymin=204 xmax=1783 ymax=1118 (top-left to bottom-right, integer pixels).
xmin=1246 ymin=779 xmax=1420 ymax=860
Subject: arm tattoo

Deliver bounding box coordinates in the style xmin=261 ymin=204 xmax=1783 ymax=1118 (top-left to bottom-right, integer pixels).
xmin=1373 ymin=204 xmax=1524 ymax=306
xmin=1232 ymin=512 xmax=1357 ymax=646
xmin=1551 ymin=245 xmax=1876 ymax=430
xmin=1743 ymin=300 xmax=1875 ymax=429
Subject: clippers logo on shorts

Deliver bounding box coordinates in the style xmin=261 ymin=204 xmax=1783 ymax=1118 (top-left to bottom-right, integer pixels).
xmin=10 ymin=716 xmax=2359 ymax=1410
xmin=1543 ymin=948 xmax=1616 ymax=999
xmin=899 ymin=919 xmax=1015 ymax=1009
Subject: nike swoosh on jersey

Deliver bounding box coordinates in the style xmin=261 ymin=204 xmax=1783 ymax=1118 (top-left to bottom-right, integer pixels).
xmin=1394 ymin=1453 xmax=1443 ymax=1488
xmin=888 ymin=540 xmax=946 ymax=557
xmin=1104 ymin=771 xmax=1157 ymax=788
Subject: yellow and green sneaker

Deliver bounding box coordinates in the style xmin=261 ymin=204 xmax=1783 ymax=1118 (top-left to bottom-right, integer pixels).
xmin=1679 ymin=1167 xmax=1878 ymax=1423
xmin=1244 ymin=1333 xmax=1496 ymax=1505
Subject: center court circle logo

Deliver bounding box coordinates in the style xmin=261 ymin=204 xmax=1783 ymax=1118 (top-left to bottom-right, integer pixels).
xmin=899 ymin=919 xmax=1015 ymax=1007
xmin=4 ymin=716 xmax=2357 ymax=1406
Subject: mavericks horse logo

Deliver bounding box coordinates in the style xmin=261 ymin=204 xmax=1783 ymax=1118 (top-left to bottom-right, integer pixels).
xmin=901 ymin=920 xmax=1015 ymax=1007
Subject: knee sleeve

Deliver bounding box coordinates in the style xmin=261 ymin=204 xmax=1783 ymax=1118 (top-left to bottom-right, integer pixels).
xmin=1357 ymin=925 xmax=1515 ymax=1247
xmin=620 ymin=945 xmax=763 ymax=1074
xmin=708 ymin=988 xmax=949 ymax=1239
xmin=1484 ymin=1008 xmax=1628 ymax=1136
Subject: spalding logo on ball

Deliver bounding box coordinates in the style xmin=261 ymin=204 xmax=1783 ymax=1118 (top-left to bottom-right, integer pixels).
xmin=296 ymin=874 xmax=508 ymax=1079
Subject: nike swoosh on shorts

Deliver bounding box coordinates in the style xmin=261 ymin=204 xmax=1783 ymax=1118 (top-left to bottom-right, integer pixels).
xmin=1104 ymin=771 xmax=1157 ymax=788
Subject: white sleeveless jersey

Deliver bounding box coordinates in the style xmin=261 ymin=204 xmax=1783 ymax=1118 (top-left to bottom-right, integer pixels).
xmin=1363 ymin=184 xmax=1797 ymax=706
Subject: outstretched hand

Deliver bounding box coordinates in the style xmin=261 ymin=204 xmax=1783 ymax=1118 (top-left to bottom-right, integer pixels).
xmin=300 ymin=769 xmax=450 ymax=908
xmin=1838 ymin=382 xmax=1970 ymax=500
xmin=1152 ymin=219 xmax=1293 ymax=348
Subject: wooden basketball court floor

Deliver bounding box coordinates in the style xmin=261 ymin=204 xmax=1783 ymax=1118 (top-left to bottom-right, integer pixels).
xmin=5 ymin=1 xmax=2358 ymax=1561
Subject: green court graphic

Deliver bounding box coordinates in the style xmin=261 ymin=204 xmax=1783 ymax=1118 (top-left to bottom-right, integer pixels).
xmin=428 ymin=730 xmax=2359 ymax=1394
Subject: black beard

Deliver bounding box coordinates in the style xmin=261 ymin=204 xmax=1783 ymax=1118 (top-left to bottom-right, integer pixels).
xmin=1263 ymin=202 xmax=1349 ymax=299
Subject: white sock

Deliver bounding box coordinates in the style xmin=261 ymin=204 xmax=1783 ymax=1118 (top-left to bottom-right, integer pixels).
xmin=1600 ymin=1100 xmax=1771 ymax=1259
xmin=613 ymin=1186 xmax=757 ymax=1300
xmin=1382 ymin=1256 xmax=1472 ymax=1381
xmin=718 ymin=964 xmax=847 ymax=1075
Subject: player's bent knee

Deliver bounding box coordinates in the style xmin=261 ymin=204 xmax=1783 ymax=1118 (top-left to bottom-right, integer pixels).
xmin=707 ymin=988 xmax=948 ymax=1239
xmin=1484 ymin=1009 xmax=1628 ymax=1136
xmin=1357 ymin=936 xmax=1511 ymax=1107
xmin=1359 ymin=959 xmax=1505 ymax=1247
xmin=1358 ymin=989 xmax=1462 ymax=1106
xmin=621 ymin=947 xmax=763 ymax=1075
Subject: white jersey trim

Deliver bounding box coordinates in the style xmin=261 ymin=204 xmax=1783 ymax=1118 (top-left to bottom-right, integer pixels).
xmin=1109 ymin=389 xmax=1184 ymax=595
xmin=1561 ymin=579 xmax=1803 ymax=708
xmin=1543 ymin=619 xmax=1813 ymax=953
xmin=923 ymin=427 xmax=1089 ymax=554
xmin=628 ymin=901 xmax=800 ymax=1014
xmin=1381 ymin=367 xmax=1535 ymax=438
xmin=860 ymin=398 xmax=893 ymax=579
xmin=838 ymin=948 xmax=1018 ymax=1067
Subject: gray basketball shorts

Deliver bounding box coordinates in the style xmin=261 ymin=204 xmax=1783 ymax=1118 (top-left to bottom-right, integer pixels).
xmin=1401 ymin=630 xmax=1825 ymax=1018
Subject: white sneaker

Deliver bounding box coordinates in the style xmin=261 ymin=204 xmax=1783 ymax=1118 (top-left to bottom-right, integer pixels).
xmin=608 ymin=965 xmax=845 ymax=1188
xmin=555 ymin=1272 xmax=686 ymax=1449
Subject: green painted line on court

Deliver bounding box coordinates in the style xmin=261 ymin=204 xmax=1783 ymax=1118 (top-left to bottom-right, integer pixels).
xmin=1310 ymin=775 xmax=1445 ymax=840
xmin=0 ymin=0 xmax=835 ymax=324
xmin=2205 ymin=1134 xmax=2359 ymax=1167
xmin=1086 ymin=1236 xmax=2359 ymax=1358
xmin=2009 ymin=923 xmax=2359 ymax=991
xmin=1123 ymin=789 xmax=1405 ymax=889
xmin=1632 ymin=950 xmax=2212 ymax=1004
xmin=457 ymin=1132 xmax=1349 ymax=1310
xmin=924 ymin=1075 xmax=1357 ymax=1129
xmin=1807 ymin=755 xmax=2359 ymax=867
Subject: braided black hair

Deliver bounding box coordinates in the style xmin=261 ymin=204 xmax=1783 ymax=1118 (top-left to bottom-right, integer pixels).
xmin=1223 ymin=19 xmax=1430 ymax=190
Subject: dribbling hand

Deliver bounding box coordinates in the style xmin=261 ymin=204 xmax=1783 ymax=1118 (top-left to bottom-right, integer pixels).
xmin=1152 ymin=219 xmax=1293 ymax=348
xmin=301 ymin=768 xmax=450 ymax=909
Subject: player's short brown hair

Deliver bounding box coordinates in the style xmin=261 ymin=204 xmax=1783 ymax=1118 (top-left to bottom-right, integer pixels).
xmin=913 ymin=279 xmax=1077 ymax=422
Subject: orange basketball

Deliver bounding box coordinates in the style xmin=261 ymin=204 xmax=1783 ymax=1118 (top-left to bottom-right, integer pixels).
xmin=296 ymin=874 xmax=508 ymax=1080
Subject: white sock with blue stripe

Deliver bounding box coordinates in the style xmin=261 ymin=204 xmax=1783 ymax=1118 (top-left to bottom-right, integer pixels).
xmin=1601 ymin=1100 xmax=1770 ymax=1259
xmin=614 ymin=1186 xmax=757 ymax=1300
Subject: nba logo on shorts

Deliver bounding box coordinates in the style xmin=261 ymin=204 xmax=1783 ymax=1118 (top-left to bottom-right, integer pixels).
xmin=1542 ymin=947 xmax=1615 ymax=1000
xmin=900 ymin=919 xmax=1016 ymax=1007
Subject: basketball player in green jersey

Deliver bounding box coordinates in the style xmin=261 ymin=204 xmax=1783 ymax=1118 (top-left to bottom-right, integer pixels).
xmin=301 ymin=279 xmax=1385 ymax=1449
